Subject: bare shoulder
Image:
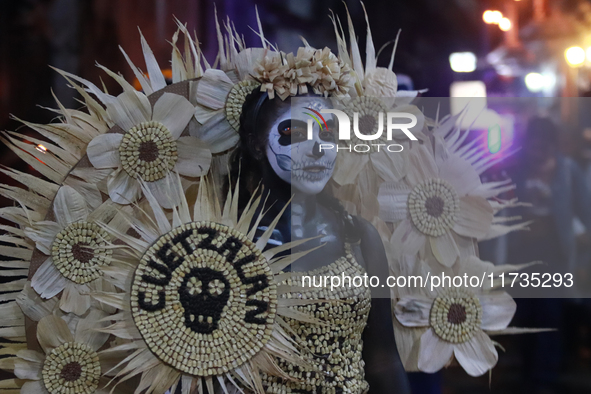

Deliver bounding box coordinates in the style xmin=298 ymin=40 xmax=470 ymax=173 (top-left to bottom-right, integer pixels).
xmin=352 ymin=216 xmax=383 ymax=248
xmin=351 ymin=215 xmax=390 ymax=288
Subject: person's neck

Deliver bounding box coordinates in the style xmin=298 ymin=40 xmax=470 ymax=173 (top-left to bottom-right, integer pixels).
xmin=291 ymin=192 xmax=317 ymax=221
xmin=260 ymin=164 xmax=317 ymax=221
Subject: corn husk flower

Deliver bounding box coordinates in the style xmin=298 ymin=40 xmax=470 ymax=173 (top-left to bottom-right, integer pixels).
xmin=0 ymin=282 xmax=62 ymax=382
xmin=330 ymin=4 xmax=425 ymax=101
xmin=254 ymin=51 xmax=288 ymax=99
xmin=332 ymin=95 xmax=426 ymax=189
xmin=285 ymin=47 xmax=316 ymax=94
xmin=363 ymin=67 xmax=398 ymax=97
xmin=92 ymin=177 xmax=320 ymax=394
xmin=328 ymin=5 xmax=426 ymax=221
xmin=13 ymin=311 xmax=113 ymax=394
xmin=56 ymin=58 xmax=212 ymax=209
xmin=379 ymin=144 xmax=497 ymax=267
xmin=192 ymin=8 xmax=265 ymax=141
xmin=1 ymin=81 xmax=110 ymax=211
xmin=328 ymin=92 xmax=426 ymax=220
xmin=83 ymin=90 xmax=210 ymax=208
xmin=191 ymin=12 xmax=264 ymax=139
xmin=24 ymin=186 xmax=119 ymax=315
xmin=429 ymin=112 xmax=529 ymax=240
xmin=308 ymin=47 xmax=352 ymax=97
xmin=393 ymin=255 xmax=525 ymax=376
xmin=192 ymin=69 xmax=258 ymax=150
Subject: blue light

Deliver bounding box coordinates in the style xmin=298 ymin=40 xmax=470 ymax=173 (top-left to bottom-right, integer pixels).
xmin=488 ymin=124 xmax=502 ymax=154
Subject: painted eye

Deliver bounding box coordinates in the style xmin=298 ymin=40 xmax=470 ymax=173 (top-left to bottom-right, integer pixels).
xmin=279 ymin=123 xmax=293 ymax=136
xmin=319 ymin=128 xmax=335 ymax=142
xmin=291 ymin=127 xmax=305 ymax=136
xmin=278 ymin=120 xmax=305 ymax=136
xmin=277 ymin=120 xmax=307 ymax=144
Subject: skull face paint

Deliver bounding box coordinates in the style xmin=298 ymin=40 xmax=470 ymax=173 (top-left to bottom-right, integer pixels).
xmin=265 ymin=100 xmax=337 ymax=195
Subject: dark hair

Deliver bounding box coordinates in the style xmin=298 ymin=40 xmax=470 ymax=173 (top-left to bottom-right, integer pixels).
xmin=525 ymin=116 xmax=559 ymax=146
xmin=228 ymin=88 xmax=290 ymax=197
xmin=228 ymin=87 xmax=360 ymax=242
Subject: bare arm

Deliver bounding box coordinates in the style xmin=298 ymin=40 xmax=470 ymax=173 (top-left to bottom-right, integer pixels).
xmin=355 ymin=217 xmax=411 ymax=394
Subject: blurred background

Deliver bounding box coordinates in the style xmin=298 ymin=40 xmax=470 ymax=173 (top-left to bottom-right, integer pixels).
xmin=4 ymin=0 xmax=591 ymax=393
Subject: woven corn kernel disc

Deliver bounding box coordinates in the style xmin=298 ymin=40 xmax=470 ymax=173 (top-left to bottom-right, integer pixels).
xmin=429 ymin=288 xmax=482 ymax=344
xmin=407 ymin=178 xmax=460 ymax=237
xmin=51 ymin=221 xmax=112 ymax=284
xmin=118 ymin=121 xmax=177 ymax=181
xmin=344 ymin=96 xmax=389 ymax=151
xmin=131 ymin=221 xmax=277 ymax=377
xmin=41 ymin=342 xmax=100 ymax=394
xmin=225 ymin=80 xmax=260 ymax=131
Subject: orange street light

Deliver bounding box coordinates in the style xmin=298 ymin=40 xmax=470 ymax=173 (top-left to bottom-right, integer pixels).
xmin=565 ymin=46 xmax=585 ymax=67
xmin=483 ymin=10 xmax=503 ymax=24
xmin=499 ymin=17 xmax=512 ymax=31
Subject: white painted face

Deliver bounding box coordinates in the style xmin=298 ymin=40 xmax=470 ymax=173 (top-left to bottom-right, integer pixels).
xmin=265 ymin=99 xmax=337 ymax=195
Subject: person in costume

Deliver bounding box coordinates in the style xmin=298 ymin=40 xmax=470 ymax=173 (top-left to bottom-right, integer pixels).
xmin=0 ymin=5 xmax=539 ymax=394
xmin=226 ymin=86 xmax=411 ymax=393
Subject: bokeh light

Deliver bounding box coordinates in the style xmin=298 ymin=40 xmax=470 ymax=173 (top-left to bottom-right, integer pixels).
xmin=449 ymin=52 xmax=477 ymax=73
xmin=565 ymin=46 xmax=585 ymax=67
xmin=499 ymin=18 xmax=512 ymax=31
xmin=490 ymin=11 xmax=503 ymax=24
xmin=487 ymin=124 xmax=502 ymax=154
xmin=524 ymin=73 xmax=544 ymax=92
xmin=483 ymin=11 xmax=496 ymax=24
